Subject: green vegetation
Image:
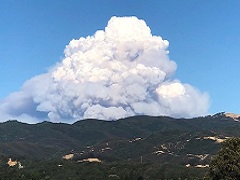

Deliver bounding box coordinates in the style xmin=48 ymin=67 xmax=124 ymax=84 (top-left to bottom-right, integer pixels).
xmin=0 ymin=113 xmax=240 ymax=179
xmin=0 ymin=160 xmax=206 ymax=180
xmin=206 ymin=138 xmax=240 ymax=180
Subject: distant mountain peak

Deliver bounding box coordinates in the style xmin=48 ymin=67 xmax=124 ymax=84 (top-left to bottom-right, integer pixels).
xmin=224 ymin=112 xmax=240 ymax=119
xmin=224 ymin=112 xmax=240 ymax=122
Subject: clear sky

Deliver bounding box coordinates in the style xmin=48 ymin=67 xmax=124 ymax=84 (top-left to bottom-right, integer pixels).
xmin=0 ymin=0 xmax=240 ymax=118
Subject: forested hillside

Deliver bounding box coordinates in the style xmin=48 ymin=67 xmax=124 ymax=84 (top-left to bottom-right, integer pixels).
xmin=0 ymin=113 xmax=239 ymax=179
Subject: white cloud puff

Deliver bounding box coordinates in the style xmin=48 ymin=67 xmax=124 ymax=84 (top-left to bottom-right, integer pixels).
xmin=0 ymin=16 xmax=209 ymax=123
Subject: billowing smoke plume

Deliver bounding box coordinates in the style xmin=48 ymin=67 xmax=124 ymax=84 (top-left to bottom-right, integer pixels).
xmin=0 ymin=16 xmax=209 ymax=123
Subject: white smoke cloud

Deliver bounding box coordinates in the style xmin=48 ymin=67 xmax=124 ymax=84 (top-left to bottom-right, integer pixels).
xmin=0 ymin=16 xmax=209 ymax=123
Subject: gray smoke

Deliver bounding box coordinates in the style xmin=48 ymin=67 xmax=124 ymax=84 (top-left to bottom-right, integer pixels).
xmin=0 ymin=16 xmax=209 ymax=123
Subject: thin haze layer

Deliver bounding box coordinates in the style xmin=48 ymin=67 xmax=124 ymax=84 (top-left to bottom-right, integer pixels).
xmin=0 ymin=16 xmax=209 ymax=123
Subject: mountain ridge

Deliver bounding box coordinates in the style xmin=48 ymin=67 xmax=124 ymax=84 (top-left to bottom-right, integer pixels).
xmin=0 ymin=113 xmax=240 ymax=179
xmin=0 ymin=113 xmax=239 ymax=161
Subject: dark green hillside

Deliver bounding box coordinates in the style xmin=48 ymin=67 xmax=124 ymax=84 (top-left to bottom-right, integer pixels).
xmin=0 ymin=113 xmax=239 ymax=179
xmin=0 ymin=114 xmax=240 ymax=160
xmin=0 ymin=160 xmax=208 ymax=180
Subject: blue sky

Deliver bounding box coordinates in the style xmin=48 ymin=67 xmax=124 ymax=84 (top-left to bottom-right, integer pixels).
xmin=0 ymin=0 xmax=240 ymax=116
